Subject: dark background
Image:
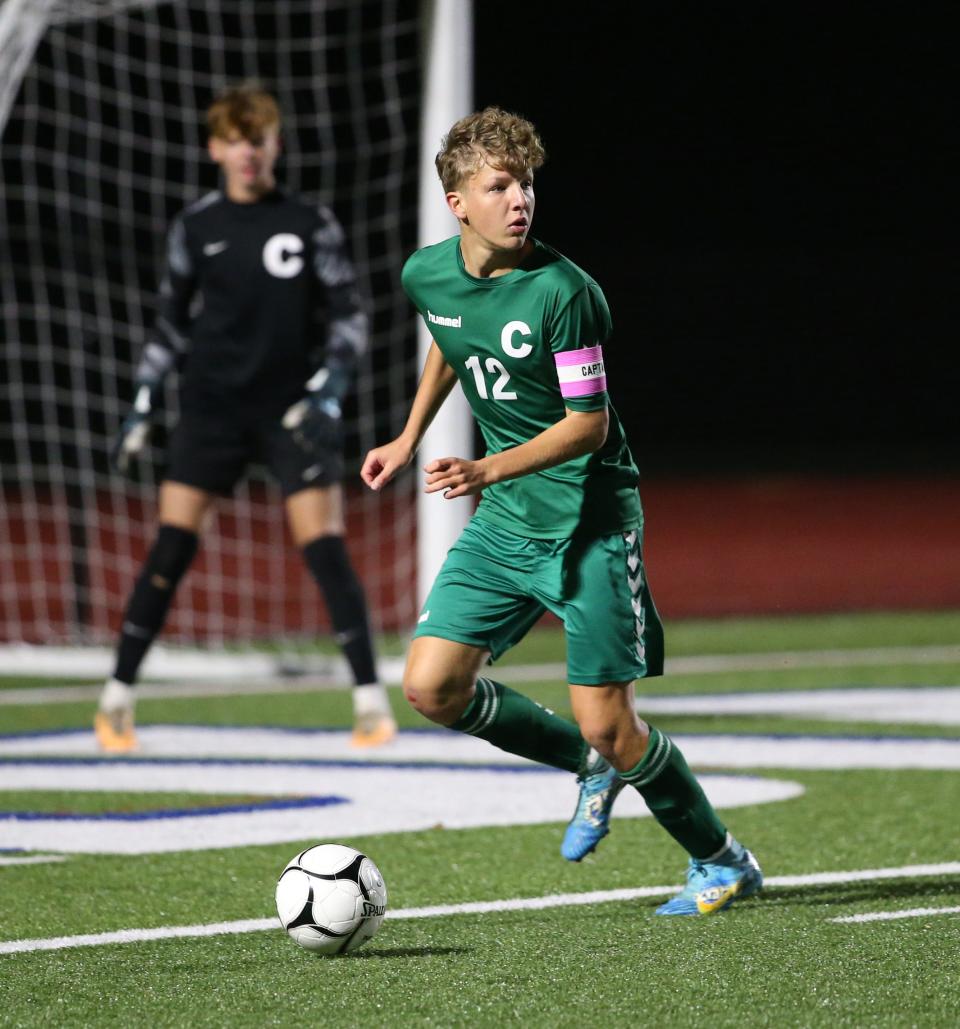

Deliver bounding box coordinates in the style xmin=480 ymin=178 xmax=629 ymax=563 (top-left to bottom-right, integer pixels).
xmin=474 ymin=4 xmax=956 ymax=477
xmin=2 ymin=5 xmax=954 ymax=484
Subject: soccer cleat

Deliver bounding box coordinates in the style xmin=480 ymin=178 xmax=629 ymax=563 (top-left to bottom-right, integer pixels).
xmin=655 ymin=842 xmax=763 ymax=916
xmin=94 ymin=710 xmax=138 ymax=753
xmin=350 ymin=711 xmax=397 ymax=748
xmin=561 ymin=749 xmax=626 ymax=861
xmin=94 ymin=679 xmax=138 ymax=753
xmin=94 ymin=677 xmax=139 ymax=753
xmin=350 ymin=683 xmax=397 ymax=748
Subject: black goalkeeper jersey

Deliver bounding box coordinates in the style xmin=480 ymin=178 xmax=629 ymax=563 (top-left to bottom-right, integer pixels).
xmin=139 ymin=189 xmax=367 ymax=419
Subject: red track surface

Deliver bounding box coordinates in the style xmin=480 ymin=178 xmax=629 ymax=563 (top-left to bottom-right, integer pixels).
xmin=2 ymin=475 xmax=958 ymax=641
xmin=640 ymin=474 xmax=960 ymax=618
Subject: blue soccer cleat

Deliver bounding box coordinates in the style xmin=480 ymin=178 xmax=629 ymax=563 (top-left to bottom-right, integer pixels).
xmin=656 ymin=839 xmax=763 ymax=915
xmin=561 ymin=750 xmax=626 ymax=861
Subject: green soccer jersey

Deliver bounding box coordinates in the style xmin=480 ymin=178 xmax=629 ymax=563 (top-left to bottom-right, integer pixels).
xmin=402 ymin=236 xmax=642 ymax=539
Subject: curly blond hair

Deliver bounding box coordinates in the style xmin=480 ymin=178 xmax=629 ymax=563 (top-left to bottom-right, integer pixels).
xmin=207 ymin=82 xmax=280 ymax=141
xmin=435 ymin=106 xmax=546 ymax=192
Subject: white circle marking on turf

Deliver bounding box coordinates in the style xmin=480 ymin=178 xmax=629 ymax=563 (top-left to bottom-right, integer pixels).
xmin=3 ymin=724 xmax=959 ymax=767
xmin=4 ymin=724 xmax=960 ymax=855
xmin=0 ymin=753 xmax=802 ymax=854
xmin=638 ymin=687 xmax=960 ymax=726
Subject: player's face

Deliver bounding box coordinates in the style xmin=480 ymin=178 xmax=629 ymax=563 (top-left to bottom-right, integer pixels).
xmin=208 ymin=125 xmax=281 ymax=201
xmin=449 ymin=161 xmax=535 ymax=255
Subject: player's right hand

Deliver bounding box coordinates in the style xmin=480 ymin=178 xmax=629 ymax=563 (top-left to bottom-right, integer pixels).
xmin=282 ymin=393 xmax=343 ymax=457
xmin=111 ymin=409 xmax=151 ymax=475
xmin=361 ymin=438 xmax=414 ymax=491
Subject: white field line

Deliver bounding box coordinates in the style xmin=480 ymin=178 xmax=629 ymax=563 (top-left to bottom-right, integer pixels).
xmin=0 ymin=678 xmax=350 ymax=706
xmin=0 ymin=919 xmax=280 ymax=955
xmin=2 ymin=644 xmax=959 ymax=707
xmin=0 ymin=854 xmax=66 ymax=867
xmin=2 ymin=861 xmax=959 ymax=956
xmin=761 ymin=862 xmax=960 ymax=888
xmin=665 ymin=645 xmax=960 ymax=675
xmin=830 ymin=906 xmax=960 ymax=924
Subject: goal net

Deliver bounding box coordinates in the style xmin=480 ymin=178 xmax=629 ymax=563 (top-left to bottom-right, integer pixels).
xmin=0 ymin=0 xmax=421 ymax=674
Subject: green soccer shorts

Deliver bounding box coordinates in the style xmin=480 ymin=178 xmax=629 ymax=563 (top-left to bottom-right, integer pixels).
xmin=413 ymin=516 xmax=664 ymax=684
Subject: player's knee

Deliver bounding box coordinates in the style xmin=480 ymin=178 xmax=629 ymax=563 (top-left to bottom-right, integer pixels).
xmin=578 ymin=718 xmax=620 ymax=760
xmin=144 ymin=525 xmax=199 ymax=591
xmin=402 ymin=678 xmax=462 ymax=723
xmin=402 ymin=662 xmax=471 ymax=725
xmin=578 ymin=716 xmax=648 ymax=765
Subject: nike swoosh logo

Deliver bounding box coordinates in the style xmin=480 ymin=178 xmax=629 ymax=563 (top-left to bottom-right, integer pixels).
xmin=418 ymin=610 xmax=430 ymax=623
xmin=203 ymin=240 xmax=229 ymax=256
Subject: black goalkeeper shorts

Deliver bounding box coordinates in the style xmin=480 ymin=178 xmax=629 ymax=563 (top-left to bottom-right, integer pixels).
xmin=165 ymin=411 xmax=344 ymax=498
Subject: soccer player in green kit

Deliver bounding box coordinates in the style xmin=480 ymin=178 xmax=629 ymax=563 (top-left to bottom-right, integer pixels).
xmin=361 ymin=107 xmax=762 ymax=915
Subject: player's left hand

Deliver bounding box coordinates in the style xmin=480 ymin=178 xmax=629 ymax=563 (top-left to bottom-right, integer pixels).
xmin=110 ymin=381 xmax=156 ymax=476
xmin=423 ymin=456 xmax=490 ymax=498
xmin=110 ymin=410 xmax=151 ymax=475
xmin=282 ymin=393 xmax=343 ymax=456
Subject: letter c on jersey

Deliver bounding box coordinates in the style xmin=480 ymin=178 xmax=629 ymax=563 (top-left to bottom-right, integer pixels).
xmin=501 ymin=320 xmax=533 ymax=358
xmin=262 ymin=233 xmax=304 ymax=278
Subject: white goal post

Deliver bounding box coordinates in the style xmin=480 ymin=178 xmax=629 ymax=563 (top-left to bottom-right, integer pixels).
xmin=416 ymin=0 xmax=474 ymax=609
xmin=0 ymin=0 xmax=472 ymax=678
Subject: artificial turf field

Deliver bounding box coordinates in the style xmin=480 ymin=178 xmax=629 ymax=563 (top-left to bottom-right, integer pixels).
xmin=1 ymin=610 xmax=959 ymax=1027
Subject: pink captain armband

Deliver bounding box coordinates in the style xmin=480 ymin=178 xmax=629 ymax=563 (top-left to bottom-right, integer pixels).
xmin=554 ymin=345 xmax=607 ymax=398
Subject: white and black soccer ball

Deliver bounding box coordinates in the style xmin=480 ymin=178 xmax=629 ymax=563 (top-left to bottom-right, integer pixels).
xmin=276 ymin=844 xmax=388 ymax=955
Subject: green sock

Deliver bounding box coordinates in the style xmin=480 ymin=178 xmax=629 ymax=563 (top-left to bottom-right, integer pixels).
xmin=620 ymin=726 xmax=728 ymax=859
xmin=450 ymin=677 xmax=584 ymax=773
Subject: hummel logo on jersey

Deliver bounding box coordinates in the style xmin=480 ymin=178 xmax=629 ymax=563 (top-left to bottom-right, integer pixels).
xmin=427 ymin=309 xmax=461 ymax=328
xmin=203 ymin=240 xmax=229 ymax=256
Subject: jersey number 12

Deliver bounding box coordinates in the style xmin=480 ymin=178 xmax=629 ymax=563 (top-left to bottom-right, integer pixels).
xmin=464 ymin=355 xmax=517 ymax=401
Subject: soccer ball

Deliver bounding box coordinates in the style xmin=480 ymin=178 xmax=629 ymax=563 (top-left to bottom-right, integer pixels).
xmin=275 ymin=843 xmax=387 ymax=955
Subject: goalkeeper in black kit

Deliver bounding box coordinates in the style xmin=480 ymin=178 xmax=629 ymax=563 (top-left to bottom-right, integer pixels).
xmin=98 ymin=83 xmax=396 ymax=752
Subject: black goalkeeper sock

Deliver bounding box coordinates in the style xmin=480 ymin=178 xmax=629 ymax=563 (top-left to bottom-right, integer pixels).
xmin=302 ymin=535 xmax=377 ymax=686
xmin=113 ymin=524 xmax=198 ymax=685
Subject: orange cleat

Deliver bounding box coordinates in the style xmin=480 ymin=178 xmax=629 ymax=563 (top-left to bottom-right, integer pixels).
xmin=350 ymin=712 xmax=397 ymax=748
xmin=94 ymin=708 xmax=139 ymax=753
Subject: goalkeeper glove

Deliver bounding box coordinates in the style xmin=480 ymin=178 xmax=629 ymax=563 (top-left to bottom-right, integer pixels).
xmin=111 ymin=383 xmax=154 ymax=475
xmin=282 ymin=366 xmax=349 ymax=457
